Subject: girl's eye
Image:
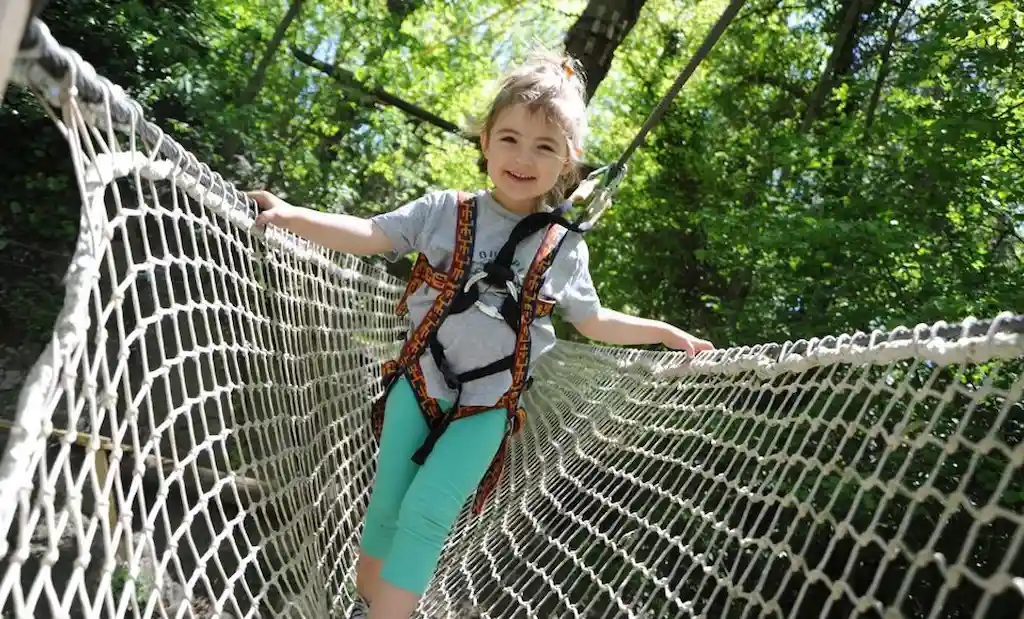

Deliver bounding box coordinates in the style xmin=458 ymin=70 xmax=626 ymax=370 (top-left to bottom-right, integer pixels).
xmin=500 ymin=136 xmax=517 ymax=144
xmin=538 ymin=144 xmax=555 ymax=152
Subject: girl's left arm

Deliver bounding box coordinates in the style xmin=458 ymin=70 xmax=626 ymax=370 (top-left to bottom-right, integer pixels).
xmin=572 ymin=309 xmax=715 ymax=356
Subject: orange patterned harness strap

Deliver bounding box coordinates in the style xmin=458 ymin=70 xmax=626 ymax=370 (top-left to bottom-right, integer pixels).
xmin=370 ymin=192 xmax=583 ymax=514
xmin=396 ymin=253 xmax=556 ymax=319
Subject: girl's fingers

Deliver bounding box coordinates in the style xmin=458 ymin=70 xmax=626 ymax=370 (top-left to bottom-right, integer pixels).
xmin=246 ymin=191 xmax=270 ymax=211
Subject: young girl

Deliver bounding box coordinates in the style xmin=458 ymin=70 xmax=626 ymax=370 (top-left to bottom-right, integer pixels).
xmin=247 ymin=51 xmax=713 ymax=619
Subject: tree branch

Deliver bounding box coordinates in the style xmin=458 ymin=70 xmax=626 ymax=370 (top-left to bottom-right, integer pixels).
xmin=292 ymin=47 xmax=471 ymax=141
xmin=863 ymin=0 xmax=912 ymax=143
xmin=219 ymin=0 xmax=306 ymax=162
xmin=293 ymin=46 xmax=606 ymax=181
xmin=800 ymin=0 xmax=863 ymax=134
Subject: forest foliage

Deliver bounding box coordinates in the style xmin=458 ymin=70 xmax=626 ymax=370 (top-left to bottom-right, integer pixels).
xmin=2 ymin=0 xmax=1021 ymax=348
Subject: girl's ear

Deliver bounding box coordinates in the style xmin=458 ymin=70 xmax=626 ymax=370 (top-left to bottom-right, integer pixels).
xmin=479 ymin=132 xmax=489 ymax=155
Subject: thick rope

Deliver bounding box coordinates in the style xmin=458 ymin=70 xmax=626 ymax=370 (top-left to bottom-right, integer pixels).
xmin=608 ymin=0 xmax=748 ymax=178
xmin=3 ymin=15 xmax=1024 ymax=619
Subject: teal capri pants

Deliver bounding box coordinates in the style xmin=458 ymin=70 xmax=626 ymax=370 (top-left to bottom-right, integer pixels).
xmin=360 ymin=376 xmax=507 ymax=595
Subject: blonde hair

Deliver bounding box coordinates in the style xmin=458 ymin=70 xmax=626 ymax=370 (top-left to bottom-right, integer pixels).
xmin=470 ymin=50 xmax=589 ymax=208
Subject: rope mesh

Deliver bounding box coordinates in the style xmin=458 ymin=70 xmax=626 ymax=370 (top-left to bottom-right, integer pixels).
xmin=3 ymin=19 xmax=1023 ymax=619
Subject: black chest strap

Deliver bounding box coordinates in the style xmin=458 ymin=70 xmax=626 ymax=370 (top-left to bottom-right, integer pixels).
xmin=448 ymin=206 xmax=586 ymax=319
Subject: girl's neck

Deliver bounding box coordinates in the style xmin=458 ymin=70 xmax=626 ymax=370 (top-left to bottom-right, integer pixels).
xmin=490 ymin=187 xmax=540 ymax=216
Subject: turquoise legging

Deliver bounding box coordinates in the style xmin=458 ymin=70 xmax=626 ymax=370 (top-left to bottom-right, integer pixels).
xmin=360 ymin=376 xmax=506 ymax=595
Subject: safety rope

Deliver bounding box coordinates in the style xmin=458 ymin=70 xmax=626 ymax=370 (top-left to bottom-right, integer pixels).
xmin=574 ymin=0 xmax=748 ymax=227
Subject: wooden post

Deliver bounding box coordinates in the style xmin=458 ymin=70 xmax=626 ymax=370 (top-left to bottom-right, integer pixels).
xmin=0 ymin=0 xmax=32 ymax=102
xmin=90 ymin=445 xmax=127 ymax=562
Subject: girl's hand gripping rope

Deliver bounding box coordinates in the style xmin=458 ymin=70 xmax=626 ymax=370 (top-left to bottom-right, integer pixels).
xmin=661 ymin=327 xmax=715 ymax=357
xmin=244 ymin=189 xmax=394 ymax=256
xmin=249 ymin=190 xmax=299 ymax=229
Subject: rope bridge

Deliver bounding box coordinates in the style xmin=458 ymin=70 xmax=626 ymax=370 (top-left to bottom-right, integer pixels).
xmin=3 ymin=19 xmax=1023 ymax=619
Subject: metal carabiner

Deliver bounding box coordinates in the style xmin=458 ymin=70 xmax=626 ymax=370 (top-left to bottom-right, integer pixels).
xmin=572 ymin=163 xmax=628 ymax=228
xmin=464 ymin=270 xmax=488 ymax=293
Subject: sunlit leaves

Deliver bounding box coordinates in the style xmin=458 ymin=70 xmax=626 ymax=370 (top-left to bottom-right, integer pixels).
xmin=577 ymin=0 xmax=1023 ymax=347
xmin=8 ymin=0 xmax=1021 ymax=348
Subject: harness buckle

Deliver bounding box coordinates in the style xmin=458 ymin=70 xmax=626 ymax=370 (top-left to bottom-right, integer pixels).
xmin=464 ymin=270 xmax=488 ymax=293
xmin=474 ymin=301 xmax=504 ymax=321
xmin=465 ymin=266 xmax=521 ymax=318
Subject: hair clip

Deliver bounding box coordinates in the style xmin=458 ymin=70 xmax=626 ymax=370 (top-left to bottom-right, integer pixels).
xmin=563 ymin=61 xmax=575 ymax=79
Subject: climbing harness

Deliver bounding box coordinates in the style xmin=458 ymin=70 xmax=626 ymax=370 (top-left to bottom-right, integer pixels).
xmin=371 ymin=193 xmax=587 ymax=514
xmin=370 ymin=0 xmax=748 ymax=514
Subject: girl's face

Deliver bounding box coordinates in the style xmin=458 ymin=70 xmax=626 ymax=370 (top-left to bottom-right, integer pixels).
xmin=480 ymin=104 xmax=573 ymax=213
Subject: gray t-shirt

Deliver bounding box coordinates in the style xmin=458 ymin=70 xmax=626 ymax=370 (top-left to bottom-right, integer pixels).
xmin=370 ymin=189 xmax=602 ymax=407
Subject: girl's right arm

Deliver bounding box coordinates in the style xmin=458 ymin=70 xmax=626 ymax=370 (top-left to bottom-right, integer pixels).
xmin=247 ymin=190 xmax=394 ymax=256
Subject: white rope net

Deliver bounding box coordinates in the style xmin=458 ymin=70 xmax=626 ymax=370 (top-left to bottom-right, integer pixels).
xmin=3 ymin=19 xmax=1024 ymax=619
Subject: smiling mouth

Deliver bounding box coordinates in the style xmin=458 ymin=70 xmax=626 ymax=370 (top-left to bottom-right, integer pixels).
xmin=505 ymin=170 xmax=536 ymax=182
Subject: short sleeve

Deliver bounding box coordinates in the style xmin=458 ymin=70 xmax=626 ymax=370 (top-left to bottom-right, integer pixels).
xmin=370 ymin=191 xmax=444 ymax=261
xmin=557 ymin=238 xmax=602 ymax=323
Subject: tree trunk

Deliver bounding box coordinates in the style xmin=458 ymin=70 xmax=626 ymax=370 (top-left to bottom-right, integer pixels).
xmin=564 ymin=0 xmax=647 ymax=100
